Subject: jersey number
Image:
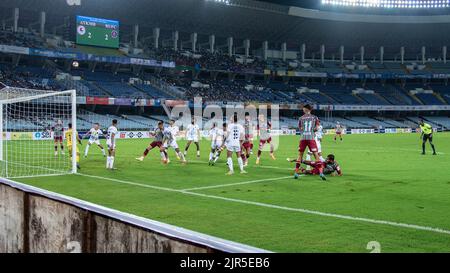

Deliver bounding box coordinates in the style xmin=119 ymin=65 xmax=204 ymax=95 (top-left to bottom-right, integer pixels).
xmin=303 ymin=121 xmax=313 ymax=132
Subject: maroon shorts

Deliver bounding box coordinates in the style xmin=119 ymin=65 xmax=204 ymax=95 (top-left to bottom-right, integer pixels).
xmin=308 ymin=161 xmax=324 ymax=175
xmin=311 ymin=166 xmax=322 ymax=175
xmin=54 ymin=136 xmax=63 ymax=142
xmin=242 ymin=142 xmax=252 ymax=151
xmin=299 ymin=139 xmax=318 ymax=153
xmin=150 ymin=141 xmax=163 ymax=148
xmin=259 ymin=137 xmax=272 ymax=147
xmin=336 ymin=131 xmax=342 ymax=135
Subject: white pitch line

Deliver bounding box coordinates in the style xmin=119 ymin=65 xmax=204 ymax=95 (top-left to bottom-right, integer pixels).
xmin=75 ymin=172 xmax=450 ymax=237
xmin=180 ymin=175 xmax=294 ymax=191
xmin=183 ymin=191 xmax=450 ymax=236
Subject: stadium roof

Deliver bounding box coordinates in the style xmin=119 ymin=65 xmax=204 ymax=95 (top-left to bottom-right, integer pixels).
xmin=1 ymin=0 xmax=450 ymax=54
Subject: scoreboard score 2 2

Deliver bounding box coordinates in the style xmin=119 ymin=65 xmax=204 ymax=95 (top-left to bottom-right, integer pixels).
xmin=76 ymin=16 xmax=119 ymax=48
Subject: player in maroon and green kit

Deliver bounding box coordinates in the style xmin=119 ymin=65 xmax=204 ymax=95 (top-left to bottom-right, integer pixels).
xmin=295 ymin=104 xmax=326 ymax=180
xmin=299 ymin=154 xmax=342 ymax=177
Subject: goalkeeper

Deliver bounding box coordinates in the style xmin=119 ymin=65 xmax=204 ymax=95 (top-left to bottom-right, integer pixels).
xmin=65 ymin=123 xmax=82 ymax=169
xmin=419 ymin=120 xmax=437 ymax=155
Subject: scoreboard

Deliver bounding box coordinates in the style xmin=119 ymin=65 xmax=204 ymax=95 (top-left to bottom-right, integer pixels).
xmin=76 ymin=16 xmax=119 ymax=48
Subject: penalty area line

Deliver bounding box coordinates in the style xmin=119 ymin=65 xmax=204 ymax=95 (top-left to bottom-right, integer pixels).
xmin=75 ymin=173 xmax=450 ymax=237
xmin=180 ymin=175 xmax=295 ymax=191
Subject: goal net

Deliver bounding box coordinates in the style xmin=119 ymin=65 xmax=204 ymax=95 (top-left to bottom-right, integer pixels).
xmin=0 ymin=84 xmax=77 ymax=178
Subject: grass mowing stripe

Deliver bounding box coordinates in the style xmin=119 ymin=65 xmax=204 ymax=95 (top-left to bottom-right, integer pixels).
xmin=77 ymin=172 xmax=450 ymax=237
xmin=180 ymin=176 xmax=295 ymax=191
xmin=77 ymin=173 xmax=180 ymax=192
xmin=184 ymin=191 xmax=450 ymax=236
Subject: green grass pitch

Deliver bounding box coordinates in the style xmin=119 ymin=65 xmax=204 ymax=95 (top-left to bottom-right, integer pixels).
xmin=13 ymin=132 xmax=450 ymax=252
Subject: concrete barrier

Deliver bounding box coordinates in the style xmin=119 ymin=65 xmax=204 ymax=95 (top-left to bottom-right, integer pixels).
xmin=0 ymin=178 xmax=270 ymax=253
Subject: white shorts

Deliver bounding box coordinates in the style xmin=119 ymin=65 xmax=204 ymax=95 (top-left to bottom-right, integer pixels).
xmin=164 ymin=140 xmax=179 ymax=149
xmin=226 ymin=144 xmax=241 ymax=153
xmin=315 ymin=138 xmax=322 ymax=154
xmin=211 ymin=141 xmax=223 ymax=149
xmin=88 ymin=139 xmax=101 ymax=145
xmin=106 ymin=140 xmax=116 ymax=150
xmin=187 ymin=135 xmax=199 ymax=142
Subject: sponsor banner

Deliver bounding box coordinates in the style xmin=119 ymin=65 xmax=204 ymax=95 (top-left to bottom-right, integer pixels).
xmin=86 ymin=97 xmax=109 ymax=105
xmin=10 ymin=132 xmax=33 ymax=140
xmin=132 ymin=98 xmax=146 ymax=106
xmin=293 ymin=71 xmax=327 ymax=78
xmin=350 ymin=128 xmax=375 ymax=134
xmin=114 ymin=98 xmax=132 ymax=106
xmin=33 ymin=131 xmax=53 ymax=140
xmin=29 ymin=48 xmax=78 ymax=59
xmin=384 ymin=128 xmax=398 ymax=134
xmin=130 ymin=58 xmax=175 ymax=68
xmin=270 ymin=129 xmax=297 ymax=136
xmin=76 ymin=96 xmax=87 ymax=104
xmin=117 ymin=131 xmax=151 ymax=139
xmin=2 ymin=132 xmax=10 ymax=141
xmin=396 ymin=128 xmax=412 ymax=133
xmin=165 ymin=100 xmax=188 ymax=107
xmin=153 ymin=99 xmax=162 ymax=106
xmin=432 ymin=74 xmax=450 ymax=79
xmin=0 ymin=44 xmax=30 ymax=55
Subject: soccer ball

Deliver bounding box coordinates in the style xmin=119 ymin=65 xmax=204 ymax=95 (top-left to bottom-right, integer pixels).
xmin=294 ymin=173 xmax=299 ymax=179
xmin=72 ymin=61 xmax=79 ymax=68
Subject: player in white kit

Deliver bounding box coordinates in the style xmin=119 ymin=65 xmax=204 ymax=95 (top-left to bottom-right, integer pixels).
xmin=184 ymin=117 xmax=201 ymax=157
xmin=106 ymin=119 xmax=118 ymax=170
xmin=225 ymin=115 xmax=246 ymax=175
xmin=84 ymin=123 xmax=106 ymax=158
xmin=163 ymin=119 xmax=186 ymax=163
xmin=208 ymin=122 xmax=224 ymax=165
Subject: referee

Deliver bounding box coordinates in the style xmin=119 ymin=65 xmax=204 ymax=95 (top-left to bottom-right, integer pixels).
xmin=419 ymin=120 xmax=437 ymax=155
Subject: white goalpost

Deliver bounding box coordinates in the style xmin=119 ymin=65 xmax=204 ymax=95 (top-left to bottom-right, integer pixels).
xmin=0 ymin=84 xmax=77 ymax=178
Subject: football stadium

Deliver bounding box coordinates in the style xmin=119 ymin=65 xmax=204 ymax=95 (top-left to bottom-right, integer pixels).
xmin=1 ymin=0 xmax=450 ymax=257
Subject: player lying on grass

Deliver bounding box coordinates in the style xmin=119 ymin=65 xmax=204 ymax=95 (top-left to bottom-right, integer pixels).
xmin=136 ymin=121 xmax=168 ymax=163
xmin=83 ymin=123 xmax=106 ymax=158
xmin=209 ymin=122 xmax=224 ymax=166
xmin=225 ymin=115 xmax=247 ymax=175
xmin=52 ymin=119 xmax=65 ymax=156
xmin=419 ymin=120 xmax=437 ymax=155
xmin=163 ymin=119 xmax=186 ymax=164
xmin=184 ymin=117 xmax=201 ymax=158
xmin=290 ymin=154 xmax=342 ymax=178
xmin=295 ymin=104 xmax=326 ymax=181
xmin=65 ymin=122 xmax=82 ymax=170
xmin=106 ymin=119 xmax=118 ymax=170
xmin=255 ymin=113 xmax=276 ymax=165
